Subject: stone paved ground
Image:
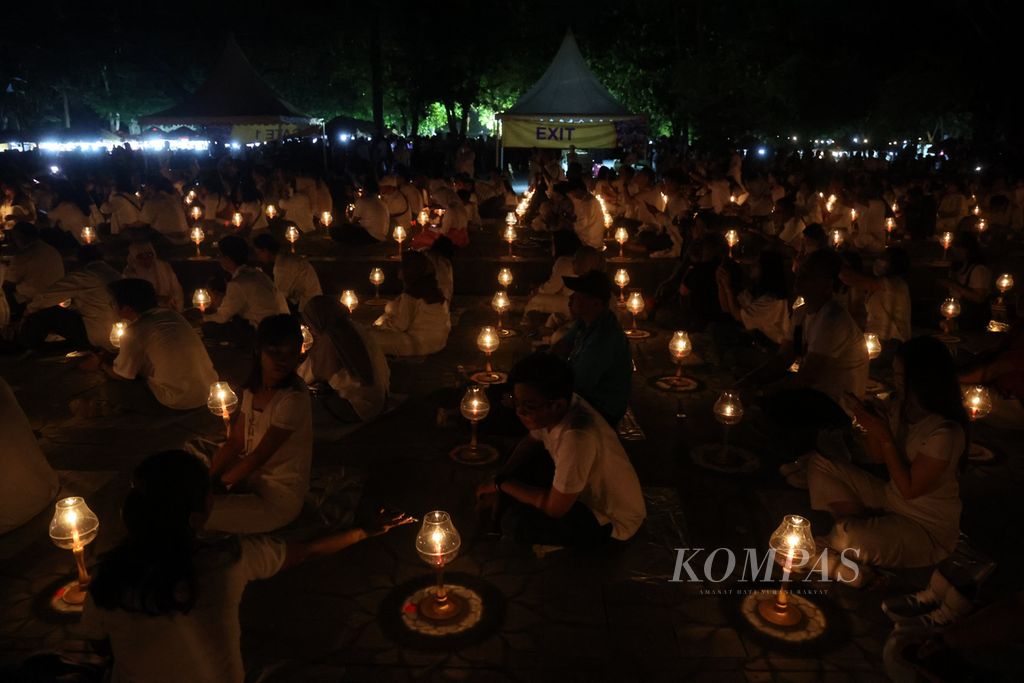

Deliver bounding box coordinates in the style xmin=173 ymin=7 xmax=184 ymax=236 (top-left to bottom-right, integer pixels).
xmin=2 ymin=231 xmax=1023 ymax=682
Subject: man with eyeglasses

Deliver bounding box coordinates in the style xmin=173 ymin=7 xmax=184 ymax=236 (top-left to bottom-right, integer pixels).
xmin=476 ymin=353 xmax=646 ymax=547
xmin=551 ymin=269 xmax=632 ymax=426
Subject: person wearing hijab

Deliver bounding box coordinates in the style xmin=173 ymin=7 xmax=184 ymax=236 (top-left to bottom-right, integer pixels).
xmin=371 ymin=251 xmax=450 ymax=356
xmin=123 ymin=240 xmax=185 ymax=311
xmin=299 ymin=296 xmax=390 ymax=421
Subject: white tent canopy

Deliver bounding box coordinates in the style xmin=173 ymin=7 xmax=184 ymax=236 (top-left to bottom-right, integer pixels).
xmin=499 ymin=31 xmax=641 ymax=149
xmin=505 ymin=31 xmax=631 ymax=117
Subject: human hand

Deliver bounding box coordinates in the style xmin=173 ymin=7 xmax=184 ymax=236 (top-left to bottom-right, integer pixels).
xmin=845 ymin=392 xmax=891 ymax=439
xmin=364 ymin=507 xmax=416 ymax=537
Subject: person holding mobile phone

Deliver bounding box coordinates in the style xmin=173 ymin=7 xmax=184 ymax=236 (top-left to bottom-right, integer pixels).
xmin=806 ymin=336 xmax=969 ymax=581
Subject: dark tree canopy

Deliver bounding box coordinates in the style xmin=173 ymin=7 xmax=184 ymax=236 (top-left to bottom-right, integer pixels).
xmin=0 ymin=0 xmax=1018 ymax=148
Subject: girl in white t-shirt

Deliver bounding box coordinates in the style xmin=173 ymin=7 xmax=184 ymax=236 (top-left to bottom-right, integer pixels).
xmin=82 ymin=449 xmax=412 ymax=683
xmin=807 ymin=336 xmax=969 ymax=579
xmin=299 ymin=296 xmax=389 ymax=422
xmin=372 ymin=251 xmax=450 ymax=356
xmin=207 ymin=314 xmax=313 ymax=533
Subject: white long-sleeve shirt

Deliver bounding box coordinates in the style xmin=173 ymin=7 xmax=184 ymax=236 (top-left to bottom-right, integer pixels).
xmin=272 ymin=253 xmax=322 ymax=310
xmin=27 ymin=262 xmax=122 ymax=350
xmin=113 ymin=308 xmax=219 ymax=409
xmin=3 ymin=240 xmax=65 ymax=303
xmin=204 ymin=265 xmax=289 ymax=327
xmin=571 ymin=194 xmax=606 ymax=249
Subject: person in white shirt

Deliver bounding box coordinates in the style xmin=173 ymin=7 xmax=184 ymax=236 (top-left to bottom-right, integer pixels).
xmin=279 ymin=182 xmax=315 ymax=233
xmin=2 ymin=222 xmax=65 ymax=316
xmin=333 ymin=185 xmax=389 ymax=244
xmin=423 ymin=235 xmax=455 ymax=303
xmin=476 ymin=352 xmax=646 ymax=546
xmin=397 ymin=175 xmax=423 ymax=222
xmin=757 ymin=250 xmax=869 ymax=465
xmin=123 ymin=240 xmax=184 ymax=311
xmin=80 ymin=449 xmax=411 ymax=683
xmin=203 ymin=235 xmax=289 ymax=331
xmin=839 ymin=247 xmax=912 ymax=347
xmin=82 ymin=278 xmax=218 ymax=410
xmin=21 ymin=245 xmax=121 ymax=351
xmin=139 ymin=177 xmax=189 ymax=244
xmin=807 ymin=337 xmax=968 ymax=575
xmin=206 ymin=315 xmax=312 ymax=533
xmin=47 ymin=188 xmax=98 ymax=245
xmin=0 ymin=377 xmax=59 ymax=535
xmin=716 ymin=249 xmax=791 ymax=345
xmin=100 ymin=176 xmax=143 ymax=235
xmin=790 ymin=252 xmax=869 ymax=407
xmin=300 ymin=296 xmax=389 ymax=422
xmin=524 ymin=230 xmax=581 ymax=326
xmin=938 ymin=231 xmax=992 ymax=331
xmin=936 ymin=182 xmax=970 ymax=233
xmin=568 ymin=181 xmax=606 ymax=249
xmin=372 ymin=251 xmax=450 ymax=356
xmin=851 ymin=194 xmax=887 ymax=252
xmin=252 ymin=233 xmax=323 ymax=312
xmin=379 ymin=175 xmax=412 ymax=228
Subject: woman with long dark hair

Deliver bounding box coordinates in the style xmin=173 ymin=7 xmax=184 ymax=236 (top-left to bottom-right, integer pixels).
xmin=206 ymin=314 xmax=312 ymax=533
xmin=939 ymin=230 xmax=992 ymax=331
xmin=807 ymin=336 xmax=969 ymax=580
xmin=300 ymin=295 xmax=389 ymax=422
xmin=83 ymin=449 xmax=410 ymax=683
xmin=371 ymin=250 xmax=451 ymax=356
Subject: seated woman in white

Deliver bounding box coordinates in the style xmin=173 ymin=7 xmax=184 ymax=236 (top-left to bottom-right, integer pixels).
xmin=839 ymin=246 xmax=911 ymax=348
xmin=524 ymin=230 xmax=581 ymax=333
xmin=807 ymin=337 xmax=968 ymax=580
xmin=123 ymin=240 xmax=185 ymax=311
xmin=372 ymin=251 xmax=451 ymax=356
xmin=299 ymin=296 xmax=389 ymax=422
xmin=207 ymin=315 xmax=313 ymax=534
xmin=716 ymin=249 xmax=791 ymax=345
xmin=81 ymin=449 xmax=411 ymax=683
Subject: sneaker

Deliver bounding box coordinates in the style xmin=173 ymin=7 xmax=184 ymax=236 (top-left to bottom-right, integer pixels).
xmin=894 ymin=586 xmax=973 ymax=636
xmin=882 ymin=588 xmax=940 ymax=622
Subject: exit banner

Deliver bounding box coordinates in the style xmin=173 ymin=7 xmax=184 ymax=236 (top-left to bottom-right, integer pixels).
xmin=501 ymin=118 xmax=619 ymax=148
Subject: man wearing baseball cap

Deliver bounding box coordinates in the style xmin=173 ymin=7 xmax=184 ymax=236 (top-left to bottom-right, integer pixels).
xmin=552 ymin=269 xmax=632 ymax=426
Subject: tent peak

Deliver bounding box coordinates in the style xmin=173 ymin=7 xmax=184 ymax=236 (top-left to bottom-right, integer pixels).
xmin=504 ymin=31 xmax=631 ymax=117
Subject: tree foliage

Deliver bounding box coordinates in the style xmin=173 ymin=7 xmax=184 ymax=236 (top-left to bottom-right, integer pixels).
xmin=0 ymin=0 xmax=1018 ymax=147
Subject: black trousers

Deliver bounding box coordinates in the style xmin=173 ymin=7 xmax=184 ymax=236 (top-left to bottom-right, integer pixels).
xmin=497 ymin=440 xmax=612 ymax=547
xmin=19 ymin=306 xmax=91 ymax=350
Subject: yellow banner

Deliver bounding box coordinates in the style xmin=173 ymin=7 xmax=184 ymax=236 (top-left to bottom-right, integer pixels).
xmin=501 ymin=119 xmax=618 ymax=148
xmin=229 ymin=123 xmax=310 ymax=144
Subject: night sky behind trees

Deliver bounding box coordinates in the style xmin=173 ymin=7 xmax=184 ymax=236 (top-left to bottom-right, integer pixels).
xmin=0 ymin=0 xmax=1018 ymax=150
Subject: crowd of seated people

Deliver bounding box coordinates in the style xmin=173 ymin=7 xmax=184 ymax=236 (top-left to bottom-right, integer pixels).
xmin=1 ymin=139 xmax=1024 ymax=681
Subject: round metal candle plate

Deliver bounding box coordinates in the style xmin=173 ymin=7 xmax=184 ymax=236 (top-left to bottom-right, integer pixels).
xmin=449 ymin=443 xmax=500 ymax=466
xmin=365 ymin=297 xmax=389 ymax=307
xmin=468 ymin=370 xmax=507 ymax=385
xmin=403 ymin=583 xmax=482 ymax=635
xmin=690 ymin=443 xmax=760 ymax=475
xmin=625 ymin=329 xmax=651 ymax=339
xmin=934 ymin=334 xmax=960 ymax=344
xmin=49 ymin=581 xmax=87 ymax=614
xmin=497 ymin=328 xmax=518 ymax=338
xmin=653 ymin=375 xmax=699 ymax=393
xmin=741 ymin=591 xmax=826 ymax=643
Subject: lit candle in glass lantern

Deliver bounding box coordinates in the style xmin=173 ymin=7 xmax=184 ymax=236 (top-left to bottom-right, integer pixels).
xmin=340 ymin=289 xmax=359 ymax=314
xmin=192 ymin=288 xmax=211 ymax=313
xmin=414 ymin=511 xmax=464 ymax=619
xmin=48 ymin=497 xmax=100 ymax=608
